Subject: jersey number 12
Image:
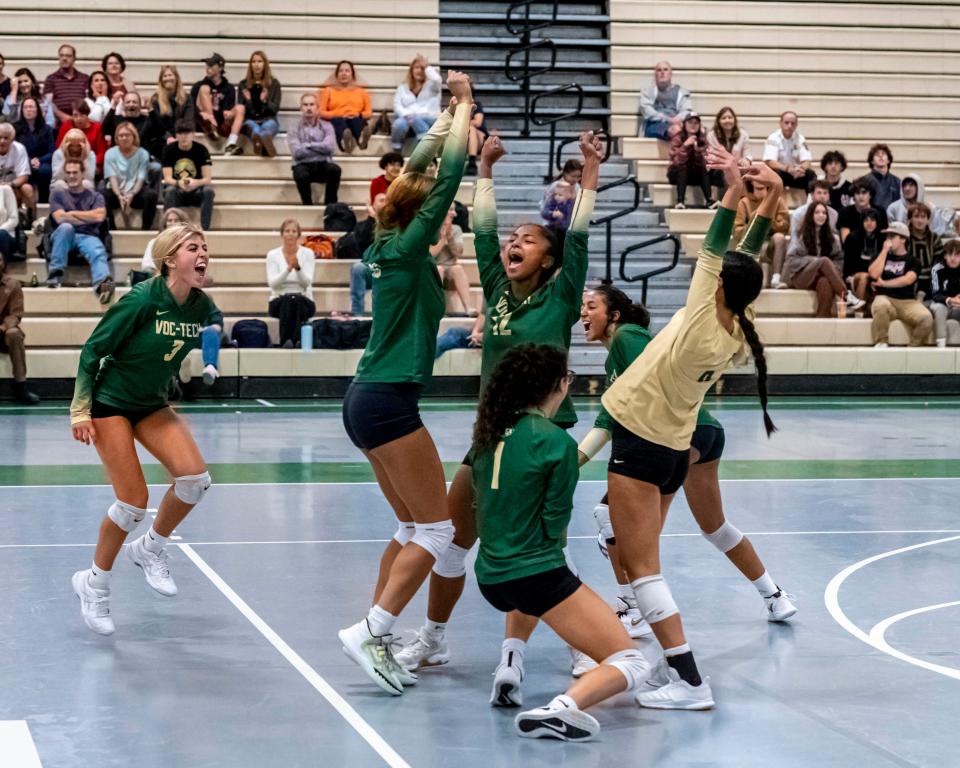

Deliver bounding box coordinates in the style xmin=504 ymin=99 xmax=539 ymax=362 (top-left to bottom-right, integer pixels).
xmin=163 ymin=339 xmax=185 ymax=362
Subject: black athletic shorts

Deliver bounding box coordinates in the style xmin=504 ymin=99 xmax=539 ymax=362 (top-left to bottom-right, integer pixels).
xmin=479 ymin=565 xmax=582 ymax=618
xmin=690 ymin=424 xmax=725 ymax=465
xmin=608 ymin=421 xmax=689 ymax=495
xmin=91 ymin=400 xmax=169 ymax=427
xmin=342 ymin=381 xmax=423 ymax=451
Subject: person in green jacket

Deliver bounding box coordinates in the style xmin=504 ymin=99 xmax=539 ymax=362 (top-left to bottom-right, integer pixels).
xmin=472 ymin=344 xmax=651 ymax=743
xmin=69 ymin=222 xmax=220 ymax=636
xmin=338 ymin=71 xmax=473 ymax=696
xmin=396 ymin=132 xmax=604 ymax=706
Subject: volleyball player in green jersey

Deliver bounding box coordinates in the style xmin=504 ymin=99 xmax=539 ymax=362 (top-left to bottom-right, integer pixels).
xmin=471 ymin=344 xmax=650 ymax=742
xmin=396 ymin=133 xmax=603 ymax=703
xmin=338 ymin=71 xmax=473 ymax=696
xmin=69 ymin=223 xmax=219 ymax=636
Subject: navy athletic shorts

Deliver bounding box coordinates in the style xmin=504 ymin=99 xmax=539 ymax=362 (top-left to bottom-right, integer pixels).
xmin=342 ymin=382 xmax=423 ymax=451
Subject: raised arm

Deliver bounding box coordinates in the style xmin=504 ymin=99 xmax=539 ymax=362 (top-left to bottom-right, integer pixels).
xmin=404 ymin=101 xmax=455 ymax=174
xmin=557 ymin=132 xmax=602 ymax=305
xmin=474 ymin=135 xmax=507 ymax=300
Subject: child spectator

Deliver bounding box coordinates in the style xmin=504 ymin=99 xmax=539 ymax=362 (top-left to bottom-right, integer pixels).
xmin=102 ymin=92 xmax=148 ymax=147
xmin=319 ymin=61 xmax=372 ymax=154
xmin=84 ymin=71 xmax=112 ymax=123
xmin=146 ymin=65 xmax=194 ymax=162
xmin=638 ymin=61 xmax=692 ymax=140
xmin=763 ymin=111 xmax=815 ymax=191
xmin=43 ymin=45 xmax=89 ymax=124
xmin=391 ymin=55 xmax=441 ymax=151
xmin=4 ymin=68 xmax=55 ymax=128
xmin=667 ymin=112 xmax=713 ymax=209
xmin=238 ymin=50 xmax=281 ymax=157
xmin=839 ymin=177 xmax=888 ymax=243
xmin=706 ymin=106 xmax=751 ymax=197
xmin=819 ymin=150 xmax=852 ymax=212
xmin=906 ymin=202 xmax=945 ymax=298
xmin=13 ymin=97 xmax=54 ymax=204
xmin=843 ymin=208 xmax=883 ymax=302
xmin=790 ymin=180 xmax=838 ymax=239
xmin=369 ymin=151 xmax=403 ymax=204
xmin=929 ymin=240 xmax=960 ymax=347
xmin=0 ymin=251 xmax=40 ymax=404
xmin=289 ymin=93 xmax=341 ymax=206
xmin=161 ymin=119 xmax=215 ymax=230
xmin=867 ymin=143 xmax=900 ymax=212
xmin=734 ymin=178 xmax=790 ymax=289
xmin=869 ymin=221 xmax=933 ymax=347
xmin=431 ymin=204 xmax=475 ymax=316
xmin=101 ymin=52 xmax=137 ymax=101
xmin=51 ymin=128 xmax=95 ymax=191
xmin=55 ymin=100 xmax=107 ymax=173
xmin=266 ymin=218 xmax=316 ymax=347
xmin=192 ymin=53 xmax=244 ymax=155
xmin=104 ymin=122 xmax=157 ymax=230
xmin=540 ymin=159 xmax=582 ymax=239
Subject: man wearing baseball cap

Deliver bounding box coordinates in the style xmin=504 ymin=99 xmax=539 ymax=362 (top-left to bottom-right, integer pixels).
xmin=190 ymin=53 xmax=245 ymax=155
xmin=867 ymin=220 xmax=934 ymax=347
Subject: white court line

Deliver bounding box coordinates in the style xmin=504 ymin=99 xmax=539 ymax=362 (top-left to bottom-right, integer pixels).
xmin=177 ymin=543 xmax=410 ymax=768
xmin=824 ymin=535 xmax=960 ymax=681
xmin=0 ymin=721 xmax=43 ymax=767
xmin=868 ymin=601 xmax=960 ymax=681
xmin=255 ymin=399 xmax=275 ymax=407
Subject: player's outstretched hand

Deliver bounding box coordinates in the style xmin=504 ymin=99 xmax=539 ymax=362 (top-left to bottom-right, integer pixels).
xmin=705 ymin=144 xmax=742 ymax=189
xmin=72 ymin=420 xmax=96 ymax=445
xmin=579 ymin=131 xmax=604 ymax=163
xmin=480 ymin=135 xmax=506 ymax=166
xmin=446 ymin=70 xmax=472 ymax=103
xmin=741 ymin=161 xmax=784 ymax=190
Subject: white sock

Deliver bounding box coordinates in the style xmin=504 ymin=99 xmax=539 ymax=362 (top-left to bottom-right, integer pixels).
xmin=366 ymin=604 xmax=397 ymax=637
xmin=144 ymin=526 xmax=168 ymax=554
xmin=89 ymin=562 xmax=111 ymax=589
xmin=550 ymin=694 xmax=578 ymax=710
xmin=752 ymin=572 xmax=778 ymax=599
xmin=664 ymin=642 xmax=691 ymax=657
xmin=228 ymin=133 xmax=239 ymax=145
xmin=501 ymin=637 xmax=526 ymax=666
xmin=423 ymin=619 xmax=446 ymax=640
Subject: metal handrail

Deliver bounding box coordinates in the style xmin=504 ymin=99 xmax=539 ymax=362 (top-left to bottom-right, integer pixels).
xmin=504 ymin=39 xmax=556 ymax=83
xmin=587 ymin=175 xmax=641 ymax=284
xmin=530 ymin=82 xmax=584 ymax=127
xmin=506 ymin=0 xmax=559 ymax=35
xmin=618 ymin=234 xmax=682 ymax=305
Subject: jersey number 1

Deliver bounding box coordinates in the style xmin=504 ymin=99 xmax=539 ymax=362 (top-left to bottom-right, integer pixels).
xmin=163 ymin=339 xmax=185 ymax=362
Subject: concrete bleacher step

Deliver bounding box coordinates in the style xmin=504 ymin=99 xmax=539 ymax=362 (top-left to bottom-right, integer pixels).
xmin=654 ymin=184 xmax=960 ymax=211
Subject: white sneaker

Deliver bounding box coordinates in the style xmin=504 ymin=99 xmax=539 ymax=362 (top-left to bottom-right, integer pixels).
xmin=570 ymin=647 xmax=598 ymax=678
xmin=764 ymin=588 xmax=798 ymax=622
xmin=515 ymin=701 xmax=599 ymax=742
xmin=338 ymin=620 xmax=404 ymax=696
xmin=937 ymin=338 xmax=947 ymax=348
xmin=385 ymin=638 xmax=419 ymax=687
xmin=636 ymin=666 xmax=715 ymax=710
xmin=616 ymin=597 xmax=654 ymax=638
xmin=642 ymin=657 xmax=672 ymax=690
xmin=202 ymin=364 xmax=219 ymax=386
xmin=72 ymin=570 xmax=115 ymax=636
xmin=491 ymin=657 xmax=524 ymax=707
xmin=771 ymin=273 xmax=784 ymax=289
xmin=395 ymin=629 xmax=451 ymax=670
xmin=874 ymin=342 xmax=889 ymax=348
xmin=673 ymin=201 xmax=686 ymax=210
xmin=845 ymin=291 xmax=866 ymax=311
xmin=127 ymin=536 xmax=178 ymax=596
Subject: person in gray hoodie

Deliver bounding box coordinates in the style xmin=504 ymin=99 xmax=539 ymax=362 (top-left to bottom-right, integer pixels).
xmin=638 ymin=61 xmax=693 ymax=140
xmin=886 ymin=172 xmax=955 ymax=237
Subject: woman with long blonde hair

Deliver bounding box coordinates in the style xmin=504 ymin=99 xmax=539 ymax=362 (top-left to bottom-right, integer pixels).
xmin=70 ymin=222 xmax=221 ymax=636
xmin=391 ymin=54 xmax=441 ymax=151
xmin=145 ymin=65 xmax=194 ymax=159
xmin=239 ymin=50 xmax=282 ymax=157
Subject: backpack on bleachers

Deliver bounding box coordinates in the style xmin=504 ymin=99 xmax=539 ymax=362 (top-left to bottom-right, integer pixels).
xmin=323 ymin=203 xmax=357 ymax=233
xmin=311 ymin=318 xmax=371 ymax=349
xmin=231 ymin=319 xmax=271 ymax=348
xmin=302 ymin=233 xmax=335 ymax=260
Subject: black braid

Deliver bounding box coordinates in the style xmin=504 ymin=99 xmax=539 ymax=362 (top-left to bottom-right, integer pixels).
xmin=737 ymin=314 xmax=776 ymax=436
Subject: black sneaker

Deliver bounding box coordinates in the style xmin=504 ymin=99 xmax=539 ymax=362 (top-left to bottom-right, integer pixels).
xmin=97 ymin=278 xmax=115 ymax=305
xmin=13 ymin=381 xmax=40 ymax=405
xmin=45 ymin=270 xmax=63 ymax=288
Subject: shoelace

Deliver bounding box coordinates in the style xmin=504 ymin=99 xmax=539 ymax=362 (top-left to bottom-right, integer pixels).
xmin=148 ymin=549 xmax=171 ymax=578
xmin=89 ymin=593 xmax=111 ymax=617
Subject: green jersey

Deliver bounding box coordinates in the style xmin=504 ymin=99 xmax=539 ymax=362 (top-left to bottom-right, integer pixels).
xmin=594 ymin=323 xmax=721 ymax=433
xmin=71 ymin=277 xmax=219 ymax=424
xmin=473 ymin=179 xmax=595 ymax=425
xmin=472 ymin=412 xmax=579 ymax=584
xmin=353 ymin=106 xmax=470 ymax=386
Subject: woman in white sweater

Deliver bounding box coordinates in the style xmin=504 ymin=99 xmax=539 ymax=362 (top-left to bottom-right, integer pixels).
xmin=267 ymin=218 xmax=316 ymax=347
xmin=390 ymin=55 xmax=441 ymax=150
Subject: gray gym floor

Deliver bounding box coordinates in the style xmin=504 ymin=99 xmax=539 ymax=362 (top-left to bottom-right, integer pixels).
xmin=1 ymin=397 xmax=958 ymax=767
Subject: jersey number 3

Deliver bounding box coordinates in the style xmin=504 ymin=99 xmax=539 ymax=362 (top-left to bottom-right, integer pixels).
xmin=163 ymin=339 xmax=185 ymax=362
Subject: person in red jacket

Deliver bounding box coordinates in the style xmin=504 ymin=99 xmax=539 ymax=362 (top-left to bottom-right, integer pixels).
xmin=56 ymin=99 xmax=107 ymax=173
xmin=667 ymin=112 xmax=714 ymax=209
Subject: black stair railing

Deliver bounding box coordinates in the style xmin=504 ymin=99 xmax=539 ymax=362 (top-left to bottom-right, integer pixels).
xmin=530 ymin=83 xmax=584 ymax=182
xmin=590 ymin=175 xmax=641 ymax=284
xmin=504 ymin=0 xmax=564 ymax=138
xmin=618 ymin=234 xmax=682 ymax=305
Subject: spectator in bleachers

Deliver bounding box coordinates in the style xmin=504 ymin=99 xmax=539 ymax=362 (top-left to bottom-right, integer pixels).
xmin=839 ymin=177 xmax=887 ymax=244
xmin=47 ymin=158 xmax=113 ymax=301
xmin=56 ymin=100 xmax=107 ymax=174
xmin=192 ymin=53 xmax=244 ymax=156
xmin=885 ymin=173 xmax=952 ymax=238
xmin=706 ymin=106 xmax=751 ymax=197
xmin=267 ymin=218 xmax=316 ymax=347
xmin=667 ymin=112 xmax=714 ymax=209
xmin=289 ymin=93 xmax=341 ymax=206
xmin=0 ymin=251 xmax=40 ymax=404
xmin=870 ymin=221 xmax=933 ymax=347
xmin=866 ymin=143 xmax=900 ymax=213
xmin=0 ymin=54 xmax=9 ymax=102
xmin=51 ymin=128 xmax=95 ymax=191
xmin=906 ymin=202 xmax=945 ymax=299
xmin=790 ymin=180 xmax=838 ymax=238
xmin=4 ymin=68 xmax=55 ymax=128
xmin=0 ymin=123 xmax=35 ymax=219
xmin=102 ymin=91 xmax=148 ymax=146
xmin=465 ymin=96 xmax=489 ymax=176
xmin=540 ymin=179 xmax=575 ymax=242
xmin=84 ymin=71 xmax=112 ymax=124
xmin=0 ymin=184 xmax=17 ymax=260
xmin=146 ymin=65 xmax=194 ymax=161
xmin=784 ymin=201 xmax=863 ymax=317
xmin=639 ymin=61 xmax=692 ymax=140
xmin=819 ymin=151 xmax=853 ymax=212
xmin=44 ymin=45 xmax=89 ymax=125
xmin=348 ymin=192 xmax=386 ymax=316
xmin=369 ymin=151 xmax=403 ymax=204
xmin=161 ymin=119 xmax=215 ymax=230
xmin=734 ymin=178 xmax=789 ymax=289
xmin=104 ymin=122 xmax=157 ymax=230
xmin=391 ymin=55 xmax=442 ymax=151
xmin=929 ymin=240 xmax=960 ymax=347
xmin=319 ymin=61 xmax=373 ymax=154
xmin=101 ymin=52 xmax=137 ymax=101
xmin=13 ymin=97 xmax=53 ymax=204
xmin=435 ymin=311 xmax=483 ymax=359
xmin=842 ymin=208 xmax=883 ymax=302
xmin=763 ymin=111 xmax=815 ymax=192
xmin=431 ymin=204 xmax=475 ymax=316
xmin=238 ymin=51 xmax=281 ymax=158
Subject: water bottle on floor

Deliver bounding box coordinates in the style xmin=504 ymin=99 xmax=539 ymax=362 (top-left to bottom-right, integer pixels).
xmin=301 ymin=322 xmax=313 ymax=351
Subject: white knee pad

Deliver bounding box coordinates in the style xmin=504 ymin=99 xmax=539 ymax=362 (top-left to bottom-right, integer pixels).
xmin=173 ymin=471 xmax=212 ymax=505
xmin=393 ymin=522 xmax=416 ymax=546
xmin=605 ymin=649 xmax=652 ymax=693
xmin=593 ymin=503 xmax=615 ymax=543
xmin=411 ymin=520 xmax=455 ymax=561
xmin=562 ymin=545 xmax=579 ymax=578
xmin=432 ymin=542 xmax=469 ymax=578
xmin=633 ymin=574 xmax=679 ymax=624
xmin=702 ymin=520 xmax=744 ymax=553
xmin=107 ymin=500 xmax=147 ymax=533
